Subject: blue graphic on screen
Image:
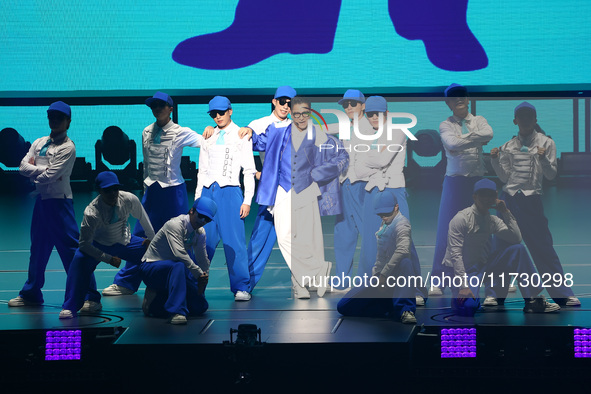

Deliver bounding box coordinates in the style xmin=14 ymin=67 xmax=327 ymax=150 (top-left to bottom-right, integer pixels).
xmin=173 ymin=0 xmax=487 ymax=72
xmin=1 ymin=1 xmax=589 ymax=92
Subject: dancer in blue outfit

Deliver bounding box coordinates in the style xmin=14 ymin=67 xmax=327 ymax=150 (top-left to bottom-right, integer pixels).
xmin=140 ymin=198 xmax=216 ymax=325
xmin=337 ymin=190 xmax=417 ymax=324
xmin=9 ymin=101 xmax=79 ymax=308
xmin=489 ymin=102 xmax=580 ymax=307
xmin=59 ymin=172 xmax=155 ymax=318
xmin=429 ymin=84 xmax=493 ymax=296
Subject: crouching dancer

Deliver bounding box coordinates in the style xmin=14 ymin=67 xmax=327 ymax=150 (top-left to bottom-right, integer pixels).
xmin=337 ymin=190 xmax=417 ymax=324
xmin=139 ymin=198 xmax=217 ymax=325
xmin=59 ymin=171 xmax=155 ymax=318
xmin=444 ymin=179 xmax=560 ymax=316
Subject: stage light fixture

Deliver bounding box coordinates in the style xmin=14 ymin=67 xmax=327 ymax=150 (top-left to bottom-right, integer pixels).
xmin=574 ymin=328 xmax=591 ymax=358
xmin=440 ymin=328 xmax=477 ymax=358
xmin=45 ymin=330 xmax=82 ymax=361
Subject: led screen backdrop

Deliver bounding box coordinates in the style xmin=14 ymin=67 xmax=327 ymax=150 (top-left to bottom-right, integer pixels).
xmin=1 ymin=0 xmax=589 ymax=93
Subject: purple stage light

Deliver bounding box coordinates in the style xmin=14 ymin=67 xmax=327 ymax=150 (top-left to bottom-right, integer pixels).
xmin=441 ymin=328 xmax=476 ymax=358
xmin=45 ymin=330 xmax=82 ymax=361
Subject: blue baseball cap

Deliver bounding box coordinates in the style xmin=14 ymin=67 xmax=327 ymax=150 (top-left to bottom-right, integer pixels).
xmin=95 ymin=171 xmax=122 ymax=189
xmin=365 ymin=96 xmax=388 ymax=113
xmin=47 ymin=101 xmax=71 ymax=118
xmin=338 ymin=89 xmax=366 ymax=105
xmin=514 ymin=101 xmax=536 ymax=115
xmin=192 ymin=197 xmax=217 ymax=220
xmin=473 ymin=179 xmax=497 ymax=194
xmin=374 ymin=190 xmax=399 ymax=215
xmin=274 ymin=86 xmax=297 ymax=99
xmin=445 ymin=83 xmax=468 ymax=98
xmin=208 ymin=96 xmax=232 ymax=113
xmin=146 ymin=92 xmax=174 ymax=107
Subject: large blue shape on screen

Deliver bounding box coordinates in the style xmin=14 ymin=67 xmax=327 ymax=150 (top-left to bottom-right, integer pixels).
xmin=173 ymin=0 xmax=487 ymax=72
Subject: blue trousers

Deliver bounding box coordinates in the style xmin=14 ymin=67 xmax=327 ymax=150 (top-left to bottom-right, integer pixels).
xmin=62 ymin=235 xmax=147 ymax=314
xmin=451 ymin=244 xmax=540 ymax=316
xmin=334 ymin=180 xmax=368 ymax=283
xmin=201 ymin=183 xmax=250 ymax=293
xmin=247 ymin=203 xmax=277 ymax=290
xmin=496 ymin=192 xmax=574 ymax=300
xmin=431 ymin=176 xmax=482 ymax=286
xmin=134 ymin=182 xmax=188 ymax=236
xmin=127 ymin=182 xmax=188 ymax=290
xmin=140 ymin=260 xmax=208 ymax=317
xmin=337 ymin=258 xmax=417 ymax=318
xmin=20 ymin=197 xmax=79 ymax=303
xmin=335 ymin=183 xmax=424 ymax=295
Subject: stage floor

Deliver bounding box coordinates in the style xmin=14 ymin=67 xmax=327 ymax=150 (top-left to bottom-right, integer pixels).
xmin=1 ymin=184 xmax=591 ymax=346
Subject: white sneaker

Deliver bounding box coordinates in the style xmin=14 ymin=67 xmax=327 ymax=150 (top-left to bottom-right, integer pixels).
xmin=508 ymin=285 xmax=517 ymax=293
xmin=428 ymin=286 xmax=443 ymax=296
xmin=566 ymin=296 xmax=582 ymax=306
xmin=523 ymin=296 xmax=561 ymax=313
xmin=102 ymin=284 xmax=134 ymax=296
xmin=59 ymin=309 xmax=74 ymax=319
xmin=401 ymin=311 xmax=417 ymax=324
xmin=234 ymin=291 xmax=252 ymax=302
xmin=416 ymin=295 xmax=425 ymax=306
xmin=78 ymin=300 xmax=102 ymax=314
xmin=482 ymin=296 xmax=498 ymax=306
xmin=169 ymin=314 xmax=187 ymax=325
xmin=8 ymin=296 xmax=41 ymax=307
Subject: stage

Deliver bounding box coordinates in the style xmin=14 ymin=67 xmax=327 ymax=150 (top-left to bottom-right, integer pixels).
xmin=1 ymin=184 xmax=591 ymax=391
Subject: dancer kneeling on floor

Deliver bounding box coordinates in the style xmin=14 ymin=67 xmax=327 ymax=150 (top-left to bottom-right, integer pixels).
xmin=337 ymin=190 xmax=417 ymax=324
xmin=139 ymin=198 xmax=216 ymax=325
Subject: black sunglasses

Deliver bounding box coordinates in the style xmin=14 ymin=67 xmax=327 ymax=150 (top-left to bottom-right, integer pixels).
xmin=276 ymin=97 xmax=292 ymax=107
xmin=197 ymin=213 xmax=212 ymax=223
xmin=209 ymin=109 xmax=227 ymax=118
xmin=366 ymin=111 xmax=384 ymax=118
xmin=341 ymin=100 xmax=359 ymax=108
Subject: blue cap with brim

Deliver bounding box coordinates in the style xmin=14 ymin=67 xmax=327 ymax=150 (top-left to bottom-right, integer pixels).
xmin=208 ymin=96 xmax=232 ymax=113
xmin=473 ymin=179 xmax=497 ymax=194
xmin=373 ymin=190 xmax=399 ymax=215
xmin=95 ymin=171 xmax=122 ymax=189
xmin=274 ymin=86 xmax=297 ymax=99
xmin=365 ymin=96 xmax=388 ymax=113
xmin=47 ymin=101 xmax=71 ymax=118
xmin=146 ymin=92 xmax=174 ymax=107
xmin=514 ymin=101 xmax=536 ymax=115
xmin=445 ymin=83 xmax=468 ymax=98
xmin=193 ymin=197 xmax=217 ymax=220
xmin=338 ymin=89 xmax=366 ymax=105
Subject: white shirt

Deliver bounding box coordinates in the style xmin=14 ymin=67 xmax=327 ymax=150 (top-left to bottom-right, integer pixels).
xmin=490 ymin=131 xmax=557 ymax=196
xmin=354 ymin=122 xmax=408 ymax=191
xmin=142 ymin=215 xmax=209 ymax=277
xmin=442 ymin=205 xmax=522 ymax=283
xmin=79 ymin=191 xmax=155 ymax=263
xmin=440 ymin=113 xmax=493 ymax=177
xmin=328 ymin=116 xmax=377 ymax=184
xmin=19 ymin=133 xmax=76 ymax=199
xmin=195 ymin=121 xmax=256 ymax=205
xmin=142 ymin=120 xmax=203 ymax=188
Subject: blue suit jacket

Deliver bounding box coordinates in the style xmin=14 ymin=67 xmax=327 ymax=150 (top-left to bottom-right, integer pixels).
xmin=252 ymin=123 xmax=348 ymax=214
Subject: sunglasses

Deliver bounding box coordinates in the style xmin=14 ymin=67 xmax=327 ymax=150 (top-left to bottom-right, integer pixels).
xmin=209 ymin=109 xmax=227 ymax=118
xmin=341 ymin=100 xmax=359 ymax=108
xmin=276 ymin=97 xmax=292 ymax=107
xmin=366 ymin=111 xmax=385 ymax=118
xmin=48 ymin=113 xmax=67 ymax=121
xmin=197 ymin=213 xmax=212 ymax=223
